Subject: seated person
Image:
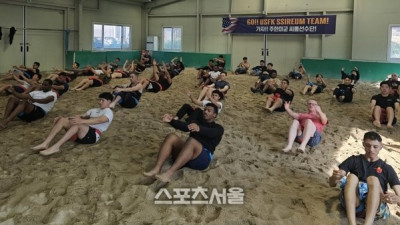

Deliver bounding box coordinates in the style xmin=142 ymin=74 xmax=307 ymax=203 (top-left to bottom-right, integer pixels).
xmin=141 ymin=50 xmax=152 ymax=67
xmin=370 ymin=81 xmax=399 ymax=129
xmin=261 ymin=73 xmax=280 ymax=94
xmin=329 ymin=131 xmax=400 ymax=225
xmin=235 ymin=57 xmax=250 ymax=74
xmin=264 ymin=79 xmax=294 ymax=113
xmin=196 ymin=68 xmax=212 ymax=88
xmin=168 ymin=57 xmax=185 ymax=78
xmin=197 ymin=71 xmax=230 ymax=101
xmin=1 ymin=79 xmax=57 ymax=128
xmin=1 ymin=62 xmax=41 ymax=81
xmin=26 ymin=72 xmax=69 ymax=98
xmin=140 ymin=59 xmax=172 ymax=93
xmin=72 ymin=65 xmax=112 ymax=91
xmin=333 ymin=76 xmax=356 ymax=103
xmin=109 ymin=57 xmax=121 ymax=69
xmin=143 ymin=103 xmax=224 ymax=182
xmin=47 ymin=61 xmax=81 ymax=83
xmin=31 ymin=92 xmax=114 ymax=156
xmin=0 ymin=72 xmax=41 ymax=94
xmin=301 ymin=74 xmax=327 ymax=95
xmin=250 ymin=60 xmax=267 ymax=76
xmin=341 ymin=67 xmax=360 ymax=85
xmin=197 ymin=59 xmax=216 ymax=79
xmin=175 ymin=90 xmax=223 ymax=123
xmin=251 ymin=70 xmax=271 ymax=94
xmin=214 ymin=55 xmax=225 ymax=71
xmin=387 ymin=73 xmax=400 ymax=99
xmin=282 ymin=100 xmax=328 ymax=153
xmin=289 ymin=63 xmax=306 ymax=80
xmin=109 ymin=73 xmax=143 ymax=109
xmin=208 ymin=66 xmax=221 ymax=84
xmin=261 ymin=72 xmax=281 ymax=94
xmin=266 ymin=63 xmax=277 ymax=76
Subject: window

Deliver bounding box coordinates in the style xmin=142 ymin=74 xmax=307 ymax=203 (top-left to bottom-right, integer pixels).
xmin=388 ymin=25 xmax=400 ymax=61
xmin=93 ymin=23 xmax=131 ymax=50
xmin=163 ymin=27 xmax=182 ymax=51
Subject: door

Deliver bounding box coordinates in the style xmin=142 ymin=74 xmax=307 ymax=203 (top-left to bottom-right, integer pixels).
xmin=0 ymin=4 xmax=64 ymax=74
xmin=26 ymin=6 xmax=64 ymax=71
xmin=0 ymin=3 xmax=24 ymax=72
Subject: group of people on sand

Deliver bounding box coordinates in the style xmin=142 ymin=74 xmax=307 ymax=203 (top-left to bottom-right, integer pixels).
xmin=1 ymin=55 xmax=400 ymax=224
xmin=235 ymin=58 xmax=400 ymax=224
xmin=0 ymin=52 xmax=187 ymax=154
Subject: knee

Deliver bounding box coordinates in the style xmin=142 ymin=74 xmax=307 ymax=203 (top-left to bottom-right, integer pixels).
xmin=292 ymin=119 xmax=300 ymax=126
xmin=345 ymin=174 xmax=359 ymax=186
xmin=165 ymin=133 xmax=180 ymax=142
xmin=304 ymin=119 xmax=315 ymax=126
xmin=366 ymin=176 xmax=380 ymax=188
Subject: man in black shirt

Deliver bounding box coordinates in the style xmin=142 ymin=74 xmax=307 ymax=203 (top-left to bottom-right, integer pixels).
xmin=333 ymin=76 xmax=356 ymax=102
xmin=250 ymin=60 xmax=267 ymax=76
xmin=370 ymin=81 xmax=399 ymax=129
xmin=387 ymin=73 xmax=400 ymax=99
xmin=329 ymin=131 xmax=400 ymax=224
xmin=264 ymin=79 xmax=294 ymax=112
xmin=144 ymin=103 xmax=224 ymax=182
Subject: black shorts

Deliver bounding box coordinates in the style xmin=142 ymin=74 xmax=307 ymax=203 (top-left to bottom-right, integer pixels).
xmin=146 ymin=81 xmax=162 ymax=93
xmin=13 ymin=85 xmax=26 ymax=93
xmin=75 ymin=126 xmax=100 ymax=144
xmin=18 ymin=105 xmax=45 ymax=122
xmin=118 ymin=92 xmax=139 ymax=108
xmin=91 ymin=78 xmax=103 ymax=87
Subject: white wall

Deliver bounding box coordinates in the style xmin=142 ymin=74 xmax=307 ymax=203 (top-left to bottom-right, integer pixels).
xmin=352 ymin=0 xmax=400 ymax=61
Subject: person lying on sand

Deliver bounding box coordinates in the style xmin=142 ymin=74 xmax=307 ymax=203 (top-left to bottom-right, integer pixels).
xmin=281 ymin=100 xmax=328 ymax=153
xmin=31 ymin=92 xmax=114 ymax=156
xmin=143 ymin=103 xmax=224 ymax=182
xmin=329 ymin=131 xmax=400 ymax=225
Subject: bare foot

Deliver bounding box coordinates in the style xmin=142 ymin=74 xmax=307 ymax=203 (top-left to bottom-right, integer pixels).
xmin=263 ymin=107 xmax=273 ymax=113
xmin=387 ymin=124 xmax=393 ymax=129
xmin=39 ymin=147 xmax=60 ymax=156
xmin=143 ymin=169 xmax=159 ymax=177
xmin=155 ymin=173 xmax=171 ymax=183
xmin=31 ymin=143 xmax=49 ymax=151
xmin=281 ymin=146 xmax=292 ymax=153
xmin=372 ymin=120 xmax=381 ymax=128
xmin=297 ymin=148 xmax=306 ymax=153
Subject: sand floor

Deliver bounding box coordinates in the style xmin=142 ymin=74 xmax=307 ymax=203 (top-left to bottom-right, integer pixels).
xmin=0 ymin=68 xmax=399 ymax=225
